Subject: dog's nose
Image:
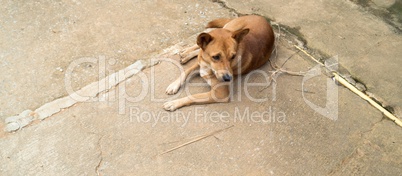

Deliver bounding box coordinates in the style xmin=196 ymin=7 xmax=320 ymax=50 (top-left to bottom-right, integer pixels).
xmin=222 ymin=74 xmax=232 ymax=82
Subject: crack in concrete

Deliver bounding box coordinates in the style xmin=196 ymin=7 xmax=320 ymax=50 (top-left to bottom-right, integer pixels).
xmin=3 ymin=47 xmax=168 ymax=133
xmin=327 ymin=118 xmax=384 ymax=175
xmin=95 ymin=135 xmax=104 ymax=176
xmin=327 ymin=146 xmax=359 ymax=175
xmin=359 ymin=116 xmax=385 ymax=140
xmin=210 ymin=0 xmax=245 ymax=16
xmin=72 ymin=115 xmax=106 ymax=175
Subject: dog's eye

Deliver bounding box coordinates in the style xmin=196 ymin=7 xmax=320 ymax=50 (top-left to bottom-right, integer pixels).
xmin=212 ymin=55 xmax=220 ymax=61
xmin=231 ymin=54 xmax=236 ymax=60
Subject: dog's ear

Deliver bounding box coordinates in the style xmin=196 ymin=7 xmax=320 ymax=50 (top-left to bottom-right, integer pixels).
xmin=197 ymin=33 xmax=213 ymax=50
xmin=232 ymin=28 xmax=249 ymax=43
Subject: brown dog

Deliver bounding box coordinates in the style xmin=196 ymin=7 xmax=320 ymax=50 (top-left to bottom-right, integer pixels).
xmin=163 ymin=15 xmax=275 ymax=111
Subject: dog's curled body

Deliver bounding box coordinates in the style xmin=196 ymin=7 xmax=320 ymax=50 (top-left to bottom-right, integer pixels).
xmin=163 ymin=15 xmax=275 ymax=111
xmin=206 ymin=15 xmax=275 ymax=75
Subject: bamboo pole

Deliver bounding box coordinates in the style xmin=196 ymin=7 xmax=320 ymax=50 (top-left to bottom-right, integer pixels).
xmin=295 ymin=45 xmax=402 ymax=128
xmin=333 ymin=73 xmax=402 ymax=127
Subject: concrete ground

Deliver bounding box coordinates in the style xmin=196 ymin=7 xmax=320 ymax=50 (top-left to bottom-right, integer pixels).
xmin=1 ymin=0 xmax=401 ymax=175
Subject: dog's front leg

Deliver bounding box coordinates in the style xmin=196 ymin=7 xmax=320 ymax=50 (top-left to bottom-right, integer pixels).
xmin=165 ymin=62 xmax=199 ymax=95
xmin=163 ymin=77 xmax=230 ymax=111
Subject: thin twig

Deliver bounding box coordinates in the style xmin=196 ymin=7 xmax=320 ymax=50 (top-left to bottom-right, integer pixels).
xmin=270 ymin=50 xmax=306 ymax=76
xmin=261 ymin=49 xmax=305 ymax=91
xmin=261 ymin=25 xmax=306 ymax=92
xmin=157 ymin=125 xmax=234 ymax=156
xmin=295 ymin=89 xmax=315 ymax=94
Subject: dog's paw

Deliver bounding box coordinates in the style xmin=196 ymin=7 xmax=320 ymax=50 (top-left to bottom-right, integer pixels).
xmin=179 ymin=54 xmax=193 ymax=65
xmin=180 ymin=57 xmax=190 ymax=65
xmin=179 ymin=48 xmax=199 ymax=64
xmin=165 ymin=81 xmax=181 ymax=95
xmin=163 ymin=100 xmax=179 ymax=111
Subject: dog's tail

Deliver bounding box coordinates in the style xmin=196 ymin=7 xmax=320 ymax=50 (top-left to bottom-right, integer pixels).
xmin=206 ymin=18 xmax=232 ymax=28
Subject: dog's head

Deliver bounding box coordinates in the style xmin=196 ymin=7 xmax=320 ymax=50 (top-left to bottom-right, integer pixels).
xmin=197 ymin=28 xmax=249 ymax=82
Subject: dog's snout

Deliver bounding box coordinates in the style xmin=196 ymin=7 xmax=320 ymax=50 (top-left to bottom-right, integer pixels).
xmin=222 ymin=74 xmax=232 ymax=82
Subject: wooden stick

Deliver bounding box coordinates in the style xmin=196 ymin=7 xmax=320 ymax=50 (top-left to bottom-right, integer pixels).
xmin=157 ymin=125 xmax=234 ymax=156
xmin=294 ymin=45 xmax=324 ymax=66
xmin=333 ymin=73 xmax=402 ymax=127
xmin=295 ymin=45 xmax=402 ymax=128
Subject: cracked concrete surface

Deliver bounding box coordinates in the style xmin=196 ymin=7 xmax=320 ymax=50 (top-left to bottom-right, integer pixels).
xmin=1 ymin=0 xmax=402 ymax=175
